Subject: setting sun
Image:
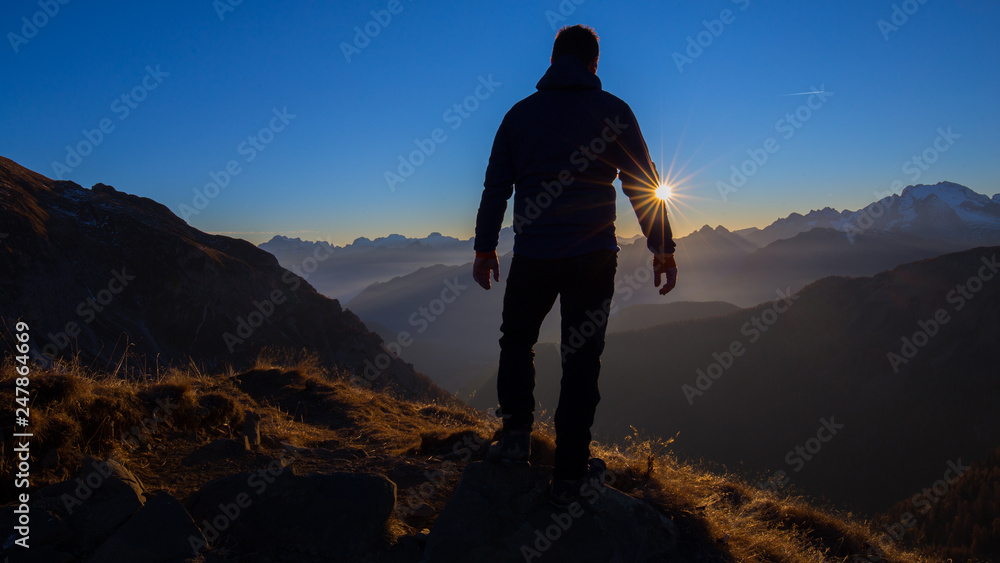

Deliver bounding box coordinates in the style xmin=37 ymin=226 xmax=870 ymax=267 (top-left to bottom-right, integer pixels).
xmin=655 ymin=183 xmax=673 ymax=201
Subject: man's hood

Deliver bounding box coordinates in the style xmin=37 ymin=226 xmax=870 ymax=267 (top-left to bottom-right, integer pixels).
xmin=536 ymin=55 xmax=602 ymax=91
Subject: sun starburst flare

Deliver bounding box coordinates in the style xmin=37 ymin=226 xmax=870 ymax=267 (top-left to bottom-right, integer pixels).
xmin=655 ymin=183 xmax=673 ymax=201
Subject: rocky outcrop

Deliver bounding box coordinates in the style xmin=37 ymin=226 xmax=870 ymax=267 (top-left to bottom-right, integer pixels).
xmin=423 ymin=461 xmax=677 ymax=563
xmin=0 ymin=455 xmax=399 ymax=562
xmin=0 ymin=457 xmax=203 ymax=562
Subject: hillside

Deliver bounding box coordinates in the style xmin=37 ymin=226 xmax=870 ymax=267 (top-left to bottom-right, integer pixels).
xmin=882 ymin=447 xmax=1000 ymax=561
xmin=0 ymin=356 xmax=939 ymax=562
xmin=0 ymin=156 xmax=447 ymax=402
xmin=470 ymin=246 xmax=1000 ymax=515
xmin=715 ymin=228 xmax=960 ymax=305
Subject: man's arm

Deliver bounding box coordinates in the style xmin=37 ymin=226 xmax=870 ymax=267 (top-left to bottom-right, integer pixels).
xmin=617 ymin=105 xmax=675 ymax=255
xmin=616 ymin=104 xmax=677 ymax=294
xmin=473 ymin=116 xmax=515 ymax=290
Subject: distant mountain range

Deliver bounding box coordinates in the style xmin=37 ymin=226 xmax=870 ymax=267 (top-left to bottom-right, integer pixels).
xmin=267 ymin=181 xmax=1000 ymax=309
xmin=343 ymin=182 xmax=999 ymax=393
xmin=258 ymin=231 xmax=513 ymax=302
xmin=737 ymin=182 xmax=1000 ymax=247
xmin=0 ymin=156 xmax=449 ymax=402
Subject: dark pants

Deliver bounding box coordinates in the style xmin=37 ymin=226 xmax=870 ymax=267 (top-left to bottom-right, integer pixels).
xmin=496 ymin=249 xmax=617 ymax=480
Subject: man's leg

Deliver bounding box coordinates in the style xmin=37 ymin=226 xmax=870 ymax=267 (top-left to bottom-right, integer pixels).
xmin=553 ymin=249 xmax=617 ymax=479
xmin=496 ymin=254 xmax=559 ymax=431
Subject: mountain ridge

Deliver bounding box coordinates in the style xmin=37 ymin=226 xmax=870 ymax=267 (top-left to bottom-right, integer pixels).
xmin=0 ymin=155 xmax=449 ymax=403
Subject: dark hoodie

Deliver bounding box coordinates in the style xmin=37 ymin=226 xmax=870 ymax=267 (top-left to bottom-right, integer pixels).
xmin=474 ymin=55 xmax=675 ymax=259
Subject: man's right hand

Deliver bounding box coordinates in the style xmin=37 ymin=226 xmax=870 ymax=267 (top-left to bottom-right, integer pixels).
xmin=473 ymin=251 xmax=500 ymax=290
xmin=653 ymin=253 xmax=677 ymax=295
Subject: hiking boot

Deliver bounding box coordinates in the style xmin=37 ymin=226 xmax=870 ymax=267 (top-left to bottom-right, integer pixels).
xmin=486 ymin=429 xmax=531 ymax=465
xmin=549 ymin=458 xmax=608 ymax=507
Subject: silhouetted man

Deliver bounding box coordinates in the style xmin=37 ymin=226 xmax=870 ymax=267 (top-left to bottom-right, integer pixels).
xmin=473 ymin=25 xmax=677 ymax=506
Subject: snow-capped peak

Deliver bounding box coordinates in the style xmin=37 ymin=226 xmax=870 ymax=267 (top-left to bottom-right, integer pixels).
xmin=897 ymin=182 xmax=992 ymax=210
xmin=841 ymin=182 xmax=1000 ymax=240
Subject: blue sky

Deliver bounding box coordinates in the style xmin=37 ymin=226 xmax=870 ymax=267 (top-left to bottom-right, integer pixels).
xmin=2 ymin=0 xmax=998 ymax=245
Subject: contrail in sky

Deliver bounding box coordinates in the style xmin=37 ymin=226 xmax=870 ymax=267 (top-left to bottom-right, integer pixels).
xmin=781 ymin=90 xmax=828 ymax=96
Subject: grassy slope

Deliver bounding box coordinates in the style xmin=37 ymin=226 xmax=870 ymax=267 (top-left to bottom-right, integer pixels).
xmin=0 ymin=352 xmax=940 ymax=562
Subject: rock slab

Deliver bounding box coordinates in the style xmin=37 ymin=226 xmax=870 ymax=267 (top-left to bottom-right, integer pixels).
xmin=423 ymin=461 xmax=677 ymax=563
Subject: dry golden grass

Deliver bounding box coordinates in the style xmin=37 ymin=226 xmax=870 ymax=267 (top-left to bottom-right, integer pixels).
xmin=0 ymin=351 xmax=943 ymax=562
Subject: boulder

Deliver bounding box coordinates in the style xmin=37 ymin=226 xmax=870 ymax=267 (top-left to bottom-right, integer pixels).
xmin=58 ymin=457 xmax=146 ymax=543
xmin=187 ymin=466 xmax=396 ymax=561
xmin=87 ymin=491 xmax=205 ymax=563
xmin=0 ymin=457 xmax=146 ymax=559
xmin=0 ymin=544 xmax=75 ymax=562
xmin=423 ymin=461 xmax=677 ymax=563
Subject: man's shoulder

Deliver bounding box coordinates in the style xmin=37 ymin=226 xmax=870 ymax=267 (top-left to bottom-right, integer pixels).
xmin=596 ymin=87 xmax=628 ymax=104
xmin=507 ymin=91 xmax=545 ymax=112
xmin=597 ymin=89 xmax=634 ymax=114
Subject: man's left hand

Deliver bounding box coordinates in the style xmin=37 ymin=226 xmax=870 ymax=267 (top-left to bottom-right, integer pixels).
xmin=653 ymin=253 xmax=677 ymax=295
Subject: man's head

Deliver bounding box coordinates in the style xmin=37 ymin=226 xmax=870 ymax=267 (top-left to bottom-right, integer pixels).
xmin=551 ymin=25 xmax=599 ymax=73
